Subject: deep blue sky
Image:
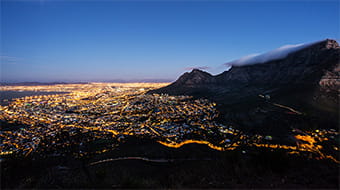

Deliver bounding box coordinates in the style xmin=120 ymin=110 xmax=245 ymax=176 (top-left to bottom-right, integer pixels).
xmin=1 ymin=0 xmax=339 ymax=82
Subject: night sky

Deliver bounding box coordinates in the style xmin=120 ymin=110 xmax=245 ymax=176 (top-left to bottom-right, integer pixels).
xmin=1 ymin=0 xmax=339 ymax=82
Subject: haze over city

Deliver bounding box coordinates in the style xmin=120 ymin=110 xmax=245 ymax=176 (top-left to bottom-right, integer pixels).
xmin=1 ymin=0 xmax=339 ymax=82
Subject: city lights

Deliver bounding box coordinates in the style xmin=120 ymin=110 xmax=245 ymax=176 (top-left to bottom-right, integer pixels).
xmin=0 ymin=83 xmax=339 ymax=164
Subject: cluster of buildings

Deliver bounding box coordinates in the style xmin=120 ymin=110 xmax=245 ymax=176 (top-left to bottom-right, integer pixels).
xmin=0 ymin=83 xmax=241 ymax=158
xmin=0 ymin=83 xmax=339 ymax=163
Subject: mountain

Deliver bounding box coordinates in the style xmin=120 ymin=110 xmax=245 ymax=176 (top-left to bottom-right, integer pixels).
xmin=149 ymin=39 xmax=339 ymax=131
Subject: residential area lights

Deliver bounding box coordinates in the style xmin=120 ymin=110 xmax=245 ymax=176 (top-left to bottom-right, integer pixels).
xmin=0 ymin=83 xmax=339 ymax=163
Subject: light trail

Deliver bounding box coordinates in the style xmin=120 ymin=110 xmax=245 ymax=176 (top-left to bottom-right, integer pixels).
xmin=272 ymin=103 xmax=302 ymax=115
xmin=157 ymin=140 xmax=238 ymax=151
xmin=88 ymin=157 xmax=214 ymax=166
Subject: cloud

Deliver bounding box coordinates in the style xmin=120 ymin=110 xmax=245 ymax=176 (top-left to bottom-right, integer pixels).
xmin=224 ymin=40 xmax=323 ymax=67
xmin=184 ymin=66 xmax=211 ymax=71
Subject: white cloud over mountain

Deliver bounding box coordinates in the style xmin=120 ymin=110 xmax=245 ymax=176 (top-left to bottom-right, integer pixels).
xmin=224 ymin=40 xmax=323 ymax=67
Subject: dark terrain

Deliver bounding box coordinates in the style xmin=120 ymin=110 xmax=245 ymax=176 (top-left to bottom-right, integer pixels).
xmin=1 ymin=137 xmax=339 ymax=189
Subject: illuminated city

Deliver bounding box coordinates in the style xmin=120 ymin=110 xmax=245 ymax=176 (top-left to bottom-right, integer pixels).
xmin=1 ymin=83 xmax=338 ymax=164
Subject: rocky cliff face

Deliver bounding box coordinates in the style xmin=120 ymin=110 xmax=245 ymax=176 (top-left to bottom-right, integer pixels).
xmin=150 ymin=39 xmax=339 ymax=103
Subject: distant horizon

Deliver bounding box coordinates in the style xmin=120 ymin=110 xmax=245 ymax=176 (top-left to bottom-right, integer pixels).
xmin=2 ymin=38 xmax=338 ymax=83
xmin=1 ymin=0 xmax=339 ymax=82
xmin=0 ymin=79 xmax=174 ymax=84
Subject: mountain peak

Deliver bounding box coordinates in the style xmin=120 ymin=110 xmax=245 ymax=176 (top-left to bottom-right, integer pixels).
xmin=176 ymin=69 xmax=213 ymax=85
xmin=190 ymin=68 xmax=211 ymax=75
xmin=191 ymin=68 xmax=204 ymax=73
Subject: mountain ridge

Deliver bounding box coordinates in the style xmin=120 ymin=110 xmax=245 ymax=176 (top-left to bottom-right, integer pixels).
xmin=149 ymin=39 xmax=339 ymax=98
xmin=148 ymin=39 xmax=339 ymax=128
